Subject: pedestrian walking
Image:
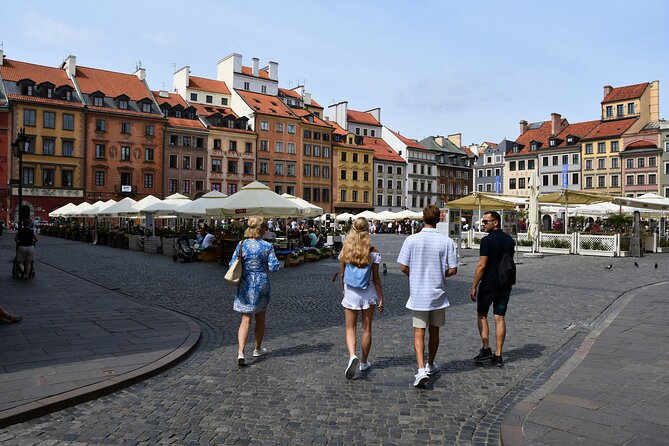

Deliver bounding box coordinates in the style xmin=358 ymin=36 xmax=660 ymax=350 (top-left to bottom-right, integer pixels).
xmin=397 ymin=205 xmax=458 ymax=387
xmin=15 ymin=219 xmax=38 ymax=280
xmin=339 ymin=217 xmax=384 ymax=379
xmin=470 ymin=211 xmax=516 ymax=367
xmin=229 ymin=216 xmax=281 ymax=366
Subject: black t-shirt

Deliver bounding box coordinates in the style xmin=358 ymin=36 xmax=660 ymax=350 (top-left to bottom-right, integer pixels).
xmin=17 ymin=228 xmax=35 ymax=247
xmin=479 ymin=230 xmax=515 ymax=290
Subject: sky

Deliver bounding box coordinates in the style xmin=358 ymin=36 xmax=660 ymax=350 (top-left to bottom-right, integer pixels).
xmin=2 ymin=0 xmax=668 ymax=146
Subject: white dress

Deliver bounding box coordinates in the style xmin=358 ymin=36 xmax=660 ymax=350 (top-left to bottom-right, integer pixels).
xmin=341 ymin=252 xmax=382 ymax=310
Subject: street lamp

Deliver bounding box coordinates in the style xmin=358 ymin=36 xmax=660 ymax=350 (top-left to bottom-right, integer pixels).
xmin=11 ymin=127 xmax=30 ymax=228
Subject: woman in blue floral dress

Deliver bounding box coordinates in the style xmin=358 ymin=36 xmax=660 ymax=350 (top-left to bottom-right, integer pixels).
xmin=229 ymin=216 xmax=280 ymax=366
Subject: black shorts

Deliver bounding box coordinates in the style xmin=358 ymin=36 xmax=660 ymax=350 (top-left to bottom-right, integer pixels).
xmin=477 ymin=288 xmax=511 ymax=316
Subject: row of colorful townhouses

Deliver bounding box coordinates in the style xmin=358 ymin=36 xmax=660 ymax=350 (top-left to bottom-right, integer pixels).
xmin=472 ymin=81 xmax=669 ymax=199
xmin=0 ymin=51 xmax=475 ymax=223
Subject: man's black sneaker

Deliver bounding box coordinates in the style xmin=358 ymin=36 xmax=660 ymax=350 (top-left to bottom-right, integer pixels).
xmin=474 ymin=348 xmax=493 ymax=363
xmin=491 ymin=354 xmax=504 ymax=367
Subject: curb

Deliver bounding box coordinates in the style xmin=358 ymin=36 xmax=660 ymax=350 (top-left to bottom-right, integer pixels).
xmin=0 ymin=312 xmax=201 ymax=428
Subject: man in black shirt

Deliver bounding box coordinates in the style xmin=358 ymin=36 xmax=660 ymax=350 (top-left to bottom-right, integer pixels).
xmin=470 ymin=211 xmax=515 ymax=367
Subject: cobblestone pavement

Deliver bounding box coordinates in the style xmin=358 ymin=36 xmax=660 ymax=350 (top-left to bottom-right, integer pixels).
xmin=1 ymin=234 xmax=667 ymax=445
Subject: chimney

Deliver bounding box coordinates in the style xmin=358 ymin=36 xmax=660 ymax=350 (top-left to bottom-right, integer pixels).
xmin=519 ymin=120 xmax=528 ymax=135
xmin=551 ymin=113 xmax=561 ymax=136
xmin=0 ymin=49 xmax=4 ymax=66
xmin=63 ymin=54 xmax=77 ymax=79
xmin=252 ymin=57 xmax=259 ymax=77
xmin=447 ymin=133 xmax=462 ymax=148
xmin=367 ymin=108 xmax=381 ymax=124
xmin=435 ymin=136 xmax=446 ymax=147
xmin=158 ymin=90 xmax=169 ymax=98
xmin=268 ymin=61 xmax=278 ymax=81
xmin=603 ymin=85 xmax=613 ymax=99
xmin=303 ymin=92 xmax=312 ymax=105
xmin=133 ymin=67 xmax=145 ymax=81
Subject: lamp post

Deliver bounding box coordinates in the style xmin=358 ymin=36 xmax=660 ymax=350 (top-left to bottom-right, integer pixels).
xmin=11 ymin=127 xmax=29 ymax=228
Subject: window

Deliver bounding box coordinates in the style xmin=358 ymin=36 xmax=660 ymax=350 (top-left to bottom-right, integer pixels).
xmin=323 ymin=147 xmax=331 ymax=158
xmin=585 ymin=143 xmax=593 ymax=154
xmin=61 ymin=170 xmax=73 ymax=187
xmin=170 ymin=135 xmax=179 ymax=146
xmin=195 ymin=157 xmax=204 ymax=170
xmin=243 ymin=82 xmax=250 ymax=90
xmin=387 ymin=166 xmax=393 ymax=174
xmin=274 ymin=162 xmax=284 ymax=175
xmin=260 ymin=121 xmax=269 ymax=131
xmin=62 ymin=140 xmax=74 ymax=157
xmin=340 ymin=151 xmax=346 ymax=161
xmin=259 ymin=161 xmax=268 ymax=174
xmin=637 ymin=174 xmax=645 ymax=186
xmin=140 ymin=102 xmax=150 ymax=113
xmin=287 ymin=142 xmax=296 ymax=154
xmin=649 ymin=174 xmax=657 ymax=185
xmin=313 ymin=145 xmax=321 ymax=157
xmin=303 ymin=187 xmax=311 ymax=202
xmin=169 ymin=155 xmax=178 ymax=168
xmin=352 ymin=171 xmax=358 ymax=181
xmin=585 ymin=176 xmax=593 ymax=189
xmin=145 ymin=124 xmax=154 ymax=136
xmin=182 ymin=156 xmax=191 ymax=170
xmin=195 ymin=137 xmax=204 ymax=148
xmin=96 ymin=119 xmax=106 ymax=131
xmin=95 ymin=144 xmax=106 ymax=159
xmin=528 ymin=160 xmax=535 ymax=170
xmin=182 ymin=136 xmax=191 ymax=147
xmin=121 ymin=146 xmax=131 ymax=161
xmin=377 ymin=165 xmax=382 ymax=173
xmin=562 ymin=155 xmax=568 ymax=165
xmin=22 ymin=167 xmax=35 ymax=185
xmin=598 ymin=158 xmax=606 ymax=170
xmin=287 ymin=164 xmax=296 ymax=177
xmin=275 ymin=141 xmax=284 ymax=153
xmin=169 ymin=179 xmax=178 ymax=193
xmin=43 ymin=111 xmax=55 ymax=129
xmin=245 ymin=142 xmax=253 ymax=153
xmin=552 ymin=174 xmax=559 ymax=186
xmin=228 ymin=160 xmax=237 ymax=174
xmin=304 ymin=130 xmax=312 ymax=139
xmin=24 ymin=109 xmax=36 ymax=126
xmin=352 ymin=153 xmax=359 ymax=163
xmin=509 ymin=161 xmax=516 ymax=171
xmin=221 ymin=98 xmax=228 ymax=106
xmin=649 ymin=157 xmax=656 ymax=167
xmin=42 ymin=168 xmax=54 ymax=186
xmin=95 ymin=171 xmax=105 ymax=186
xmin=363 ymin=171 xmax=369 ymax=181
xmin=340 ymin=170 xmax=346 ymax=180
xmin=626 ymin=175 xmax=634 ymax=186
xmin=611 ymin=157 xmax=619 ymax=169
xmin=572 ymin=173 xmax=579 ymax=185
xmin=121 ymin=122 xmax=131 ymax=134
xmin=229 ymin=140 xmax=237 ymax=151
xmin=585 ymin=159 xmax=593 ymax=171
xmin=43 ymin=138 xmax=55 ymax=155
xmin=397 ymin=167 xmax=402 ymax=175
xmin=609 ymin=141 xmax=619 ymax=152
xmin=626 ymin=158 xmax=634 ymax=169
xmin=276 ymin=122 xmax=284 ymax=133
xmin=340 ymin=190 xmax=347 ymax=202
xmin=183 ymin=180 xmax=191 ymax=194
xmin=323 ymin=167 xmax=329 ymax=178
xmin=274 ymin=185 xmax=283 ymax=195
xmin=190 ymin=93 xmax=198 ymax=101
xmin=572 ymin=154 xmax=579 ymax=164
xmin=597 ymin=142 xmax=606 ymax=154
xmin=352 ymin=190 xmax=358 ymax=202
xmin=260 ymin=140 xmax=269 ymax=151
xmin=206 ymin=95 xmax=213 ymax=104
xmin=61 ymin=114 xmax=74 ymax=131
xmin=518 ymin=160 xmax=525 ymax=170
xmin=597 ymin=176 xmax=606 ymax=188
xmin=244 ymin=161 xmax=253 ymax=175
xmin=313 ymin=165 xmax=320 ymax=177
xmin=542 ymin=175 xmax=549 ymax=186
xmin=377 ymin=195 xmax=383 ymax=206
xmin=611 ymin=175 xmax=619 ymax=188
xmin=617 ymin=104 xmax=624 ymax=116
xmin=93 ymin=96 xmax=104 ymax=107
xmin=519 ymin=178 xmax=526 ymax=189
xmin=144 ymin=173 xmax=154 ymax=189
xmin=145 ymin=147 xmax=154 ymax=162
xmin=195 ymin=181 xmax=204 ymax=191
xmin=637 ymin=158 xmax=645 ymax=168
xmin=605 ymin=105 xmax=613 ymax=118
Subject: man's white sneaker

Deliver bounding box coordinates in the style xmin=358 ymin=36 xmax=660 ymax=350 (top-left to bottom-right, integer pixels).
xmin=425 ymin=363 xmax=439 ymax=376
xmin=359 ymin=361 xmax=372 ymax=372
xmin=253 ymin=347 xmax=268 ymax=357
xmin=345 ymin=355 xmax=359 ymax=380
xmin=413 ymin=369 xmax=429 ymax=387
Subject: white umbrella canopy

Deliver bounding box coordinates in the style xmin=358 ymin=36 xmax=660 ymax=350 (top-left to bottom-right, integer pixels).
xmin=98 ymin=197 xmax=138 ymax=216
xmin=375 ymin=210 xmax=399 ymax=221
xmin=85 ymin=199 xmax=117 ymax=216
xmin=354 ymin=210 xmax=378 ymax=220
xmin=614 ymin=193 xmax=669 ymax=211
xmin=527 ymin=171 xmax=541 ymax=243
xmin=281 ymin=193 xmax=324 ymax=217
xmin=394 ymin=209 xmax=419 ymax=220
xmin=48 ymin=202 xmax=78 ymax=217
xmin=177 ymin=190 xmax=229 ymax=217
xmin=335 ymin=212 xmax=355 ymax=222
xmin=128 ymin=195 xmax=162 ymax=214
xmin=205 ymin=181 xmax=302 ymax=217
xmin=570 ymin=201 xmax=640 ymax=216
xmin=142 ymin=193 xmax=192 ymax=216
xmin=61 ymin=202 xmax=95 ymax=217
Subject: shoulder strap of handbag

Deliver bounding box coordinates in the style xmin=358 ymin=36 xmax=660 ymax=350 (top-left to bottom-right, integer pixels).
xmin=237 ymin=240 xmax=244 ymax=262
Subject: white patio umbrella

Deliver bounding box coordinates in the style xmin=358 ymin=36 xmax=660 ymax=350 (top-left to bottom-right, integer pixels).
xmin=281 ymin=193 xmax=324 ymax=217
xmin=85 ymin=199 xmax=117 ymax=216
xmin=205 ymin=181 xmax=302 ymax=217
xmin=142 ymin=193 xmax=192 ymax=216
xmin=354 ymin=210 xmax=378 ymax=220
xmin=375 ymin=210 xmax=399 ymax=221
xmin=335 ymin=213 xmax=355 ymax=222
xmin=127 ymin=195 xmax=162 ymax=215
xmin=527 ymin=170 xmax=541 ymax=246
xmin=61 ymin=202 xmax=94 ymax=217
xmin=394 ymin=209 xmax=419 ymax=220
xmin=48 ymin=202 xmax=78 ymax=217
xmin=177 ymin=190 xmax=229 ymax=217
xmin=98 ymin=197 xmax=138 ymax=216
xmin=614 ymin=193 xmax=669 ymax=211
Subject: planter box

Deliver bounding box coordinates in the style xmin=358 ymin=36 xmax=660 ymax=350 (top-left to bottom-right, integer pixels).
xmin=161 ymin=238 xmax=176 ymax=257
xmin=539 ymin=247 xmax=570 ymax=255
xmin=516 ymin=245 xmax=533 ymax=252
xmin=618 ymin=250 xmax=630 ymax=257
xmin=144 ymin=236 xmax=161 ymax=253
xmin=578 ymin=249 xmax=616 ymax=257
xmin=284 ymin=257 xmax=302 ymax=267
xmin=129 ymin=235 xmax=143 ymax=251
xmin=304 ymin=253 xmax=320 ymax=262
xmin=656 ymin=247 xmax=669 ymax=253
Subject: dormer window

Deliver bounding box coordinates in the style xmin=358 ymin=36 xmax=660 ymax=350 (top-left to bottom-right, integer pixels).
xmin=161 ymin=107 xmax=170 ymax=116
xmin=141 ymin=102 xmax=151 ymax=113
xmin=549 ymin=139 xmax=556 ymax=147
xmin=567 ymin=136 xmax=574 ymax=144
xmin=512 ymin=146 xmax=519 ymax=153
xmin=118 ymin=99 xmax=128 ymax=110
xmin=46 ymin=87 xmax=54 ymax=98
xmin=20 ymin=83 xmax=35 ymax=96
xmin=174 ymin=110 xmax=182 ymax=118
xmin=92 ymin=95 xmax=104 ymax=107
xmin=531 ymin=142 xmax=538 ymax=151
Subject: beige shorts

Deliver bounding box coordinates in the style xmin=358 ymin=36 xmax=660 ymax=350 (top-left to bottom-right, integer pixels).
xmin=17 ymin=246 xmax=35 ymax=262
xmin=412 ymin=309 xmax=446 ymax=328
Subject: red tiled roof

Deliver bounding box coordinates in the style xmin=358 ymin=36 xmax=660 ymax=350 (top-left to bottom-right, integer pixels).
xmin=188 ymin=76 xmax=230 ymax=95
xmin=624 ymin=140 xmax=657 ymax=150
xmin=583 ymin=117 xmax=637 ymax=140
xmin=309 ymin=98 xmax=322 ymax=108
xmin=484 ymin=141 xmax=498 ymax=148
xmin=236 ymin=90 xmax=298 ymax=119
xmin=87 ymin=104 xmax=160 ymax=119
xmin=292 ymin=108 xmax=331 ymax=128
xmin=166 ymin=116 xmax=206 ymax=130
xmin=554 ymin=120 xmax=600 ymax=147
xmin=190 ymin=102 xmax=238 ymax=118
xmin=152 ymin=90 xmax=189 ymax=108
xmin=462 ymin=147 xmax=476 ymax=157
xmin=507 ymin=121 xmax=562 ymax=157
xmin=241 ymin=66 xmax=270 ymax=79
xmin=0 ymin=58 xmax=73 ymax=87
xmin=364 ymin=137 xmax=405 ymax=163
xmin=75 ymin=66 xmax=152 ymax=101
xmin=278 ymin=88 xmax=301 ymax=99
xmin=602 ymin=83 xmax=648 ymax=103
xmin=6 ymin=93 xmax=84 ymax=108
xmin=387 ymin=128 xmax=423 ymax=149
xmin=326 ymin=120 xmax=349 ymax=137
xmin=348 ymin=110 xmax=381 ymax=126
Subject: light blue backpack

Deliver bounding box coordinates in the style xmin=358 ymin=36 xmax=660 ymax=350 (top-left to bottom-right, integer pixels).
xmin=344 ymin=263 xmax=373 ymax=289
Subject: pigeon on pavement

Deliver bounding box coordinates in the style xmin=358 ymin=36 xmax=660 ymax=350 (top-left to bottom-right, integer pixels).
xmin=634 ymin=261 xmax=639 ymax=268
xmin=655 ymin=262 xmax=659 ymax=269
xmin=605 ymin=264 xmax=613 ymax=270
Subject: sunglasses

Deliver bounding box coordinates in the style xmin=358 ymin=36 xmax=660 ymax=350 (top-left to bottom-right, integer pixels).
xmin=481 ymin=219 xmax=496 ymax=225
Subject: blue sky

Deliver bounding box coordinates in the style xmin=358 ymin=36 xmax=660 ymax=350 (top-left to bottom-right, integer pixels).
xmin=2 ymin=0 xmax=668 ymax=146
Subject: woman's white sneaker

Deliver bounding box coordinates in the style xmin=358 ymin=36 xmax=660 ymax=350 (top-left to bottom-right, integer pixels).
xmin=345 ymin=355 xmax=359 ymax=379
xmin=359 ymin=361 xmax=372 ymax=372
xmin=253 ymin=347 xmax=268 ymax=357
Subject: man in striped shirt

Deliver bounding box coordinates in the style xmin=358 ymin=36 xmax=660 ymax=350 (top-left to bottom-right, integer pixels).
xmin=397 ymin=205 xmax=459 ymax=387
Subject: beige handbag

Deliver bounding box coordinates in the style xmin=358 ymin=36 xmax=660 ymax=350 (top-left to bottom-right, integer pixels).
xmin=224 ymin=240 xmax=244 ymax=284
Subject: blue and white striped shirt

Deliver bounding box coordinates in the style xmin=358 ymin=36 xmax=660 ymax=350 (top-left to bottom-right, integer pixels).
xmin=397 ymin=228 xmax=459 ymax=311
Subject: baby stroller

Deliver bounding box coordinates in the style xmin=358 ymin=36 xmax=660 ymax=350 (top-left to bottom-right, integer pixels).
xmin=12 ymin=243 xmax=36 ymax=279
xmin=172 ymin=235 xmax=199 ymax=263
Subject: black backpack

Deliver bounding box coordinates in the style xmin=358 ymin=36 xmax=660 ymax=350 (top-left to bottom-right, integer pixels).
xmin=497 ymin=238 xmax=516 ymax=289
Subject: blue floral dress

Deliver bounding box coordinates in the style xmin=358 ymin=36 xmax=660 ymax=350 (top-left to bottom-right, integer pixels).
xmin=229 ymin=238 xmax=280 ymax=313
